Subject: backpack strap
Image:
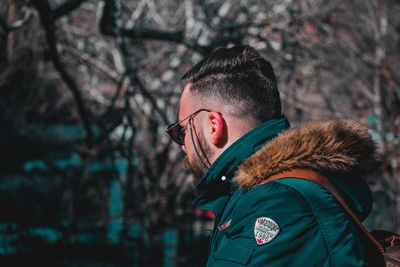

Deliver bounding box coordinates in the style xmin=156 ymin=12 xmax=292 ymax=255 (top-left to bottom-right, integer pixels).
xmin=259 ymin=169 xmax=385 ymax=254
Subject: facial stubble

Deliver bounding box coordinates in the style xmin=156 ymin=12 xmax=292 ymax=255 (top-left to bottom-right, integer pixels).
xmin=183 ymin=130 xmax=214 ymax=184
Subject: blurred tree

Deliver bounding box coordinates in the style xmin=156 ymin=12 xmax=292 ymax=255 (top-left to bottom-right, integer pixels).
xmin=0 ymin=0 xmax=399 ymax=266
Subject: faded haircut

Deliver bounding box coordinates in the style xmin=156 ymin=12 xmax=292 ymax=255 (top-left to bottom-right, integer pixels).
xmin=181 ymin=45 xmax=282 ymax=123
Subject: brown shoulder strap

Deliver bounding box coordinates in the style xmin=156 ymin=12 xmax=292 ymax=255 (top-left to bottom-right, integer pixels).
xmin=260 ymin=169 xmax=385 ymax=253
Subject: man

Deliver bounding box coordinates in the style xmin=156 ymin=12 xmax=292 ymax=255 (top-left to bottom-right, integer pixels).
xmin=166 ymin=45 xmax=380 ymax=266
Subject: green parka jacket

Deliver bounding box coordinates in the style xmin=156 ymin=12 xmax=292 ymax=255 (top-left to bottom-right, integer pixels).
xmin=193 ymin=117 xmax=377 ymax=267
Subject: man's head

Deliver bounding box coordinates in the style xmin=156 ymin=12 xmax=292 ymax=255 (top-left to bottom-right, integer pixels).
xmin=168 ymin=45 xmax=281 ymax=181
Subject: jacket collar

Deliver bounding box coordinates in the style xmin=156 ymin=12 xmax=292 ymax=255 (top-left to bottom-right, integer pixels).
xmin=193 ymin=116 xmax=290 ymax=217
xmin=235 ymin=120 xmax=376 ymax=220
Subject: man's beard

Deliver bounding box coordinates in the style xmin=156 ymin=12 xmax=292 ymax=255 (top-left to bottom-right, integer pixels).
xmin=183 ymin=132 xmax=213 ymax=184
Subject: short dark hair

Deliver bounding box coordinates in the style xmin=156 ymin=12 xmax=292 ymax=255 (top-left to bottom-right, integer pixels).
xmin=181 ymin=45 xmax=281 ymax=123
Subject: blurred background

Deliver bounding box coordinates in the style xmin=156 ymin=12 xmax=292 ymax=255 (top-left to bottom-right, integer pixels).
xmin=0 ymin=0 xmax=399 ymax=266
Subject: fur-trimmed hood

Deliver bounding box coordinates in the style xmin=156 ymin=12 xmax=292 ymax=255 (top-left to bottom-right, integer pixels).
xmin=235 ymin=120 xmax=378 ymax=189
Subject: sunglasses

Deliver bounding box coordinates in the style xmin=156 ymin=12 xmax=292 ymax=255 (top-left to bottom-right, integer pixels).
xmin=166 ymin=109 xmax=211 ymax=145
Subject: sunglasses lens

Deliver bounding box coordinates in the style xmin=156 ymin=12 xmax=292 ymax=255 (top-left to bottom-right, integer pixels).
xmin=167 ymin=124 xmax=185 ymax=145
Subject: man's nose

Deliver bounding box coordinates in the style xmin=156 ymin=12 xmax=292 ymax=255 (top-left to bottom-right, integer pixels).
xmin=181 ymin=144 xmax=186 ymax=153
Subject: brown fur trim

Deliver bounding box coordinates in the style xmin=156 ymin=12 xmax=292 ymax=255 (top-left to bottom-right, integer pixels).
xmin=235 ymin=120 xmax=378 ymax=189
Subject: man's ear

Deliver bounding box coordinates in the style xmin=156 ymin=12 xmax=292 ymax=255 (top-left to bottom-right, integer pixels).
xmin=208 ymin=111 xmax=227 ymax=148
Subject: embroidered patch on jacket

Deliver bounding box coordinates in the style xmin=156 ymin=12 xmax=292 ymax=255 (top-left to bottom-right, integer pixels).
xmin=218 ymin=219 xmax=231 ymax=231
xmin=254 ymin=217 xmax=280 ymax=245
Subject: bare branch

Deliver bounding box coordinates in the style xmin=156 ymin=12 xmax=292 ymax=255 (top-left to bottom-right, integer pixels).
xmin=31 ymin=0 xmax=94 ymax=149
xmin=53 ymin=0 xmax=88 ymax=21
xmin=120 ymin=27 xmax=209 ymax=54
xmin=100 ymin=0 xmax=121 ymax=36
xmin=65 ymin=46 xmax=122 ymax=81
xmin=125 ymin=0 xmax=147 ymax=28
xmin=0 ymin=6 xmax=33 ymax=33
xmin=147 ymin=0 xmax=166 ymax=26
xmin=132 ymin=74 xmax=169 ymax=125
